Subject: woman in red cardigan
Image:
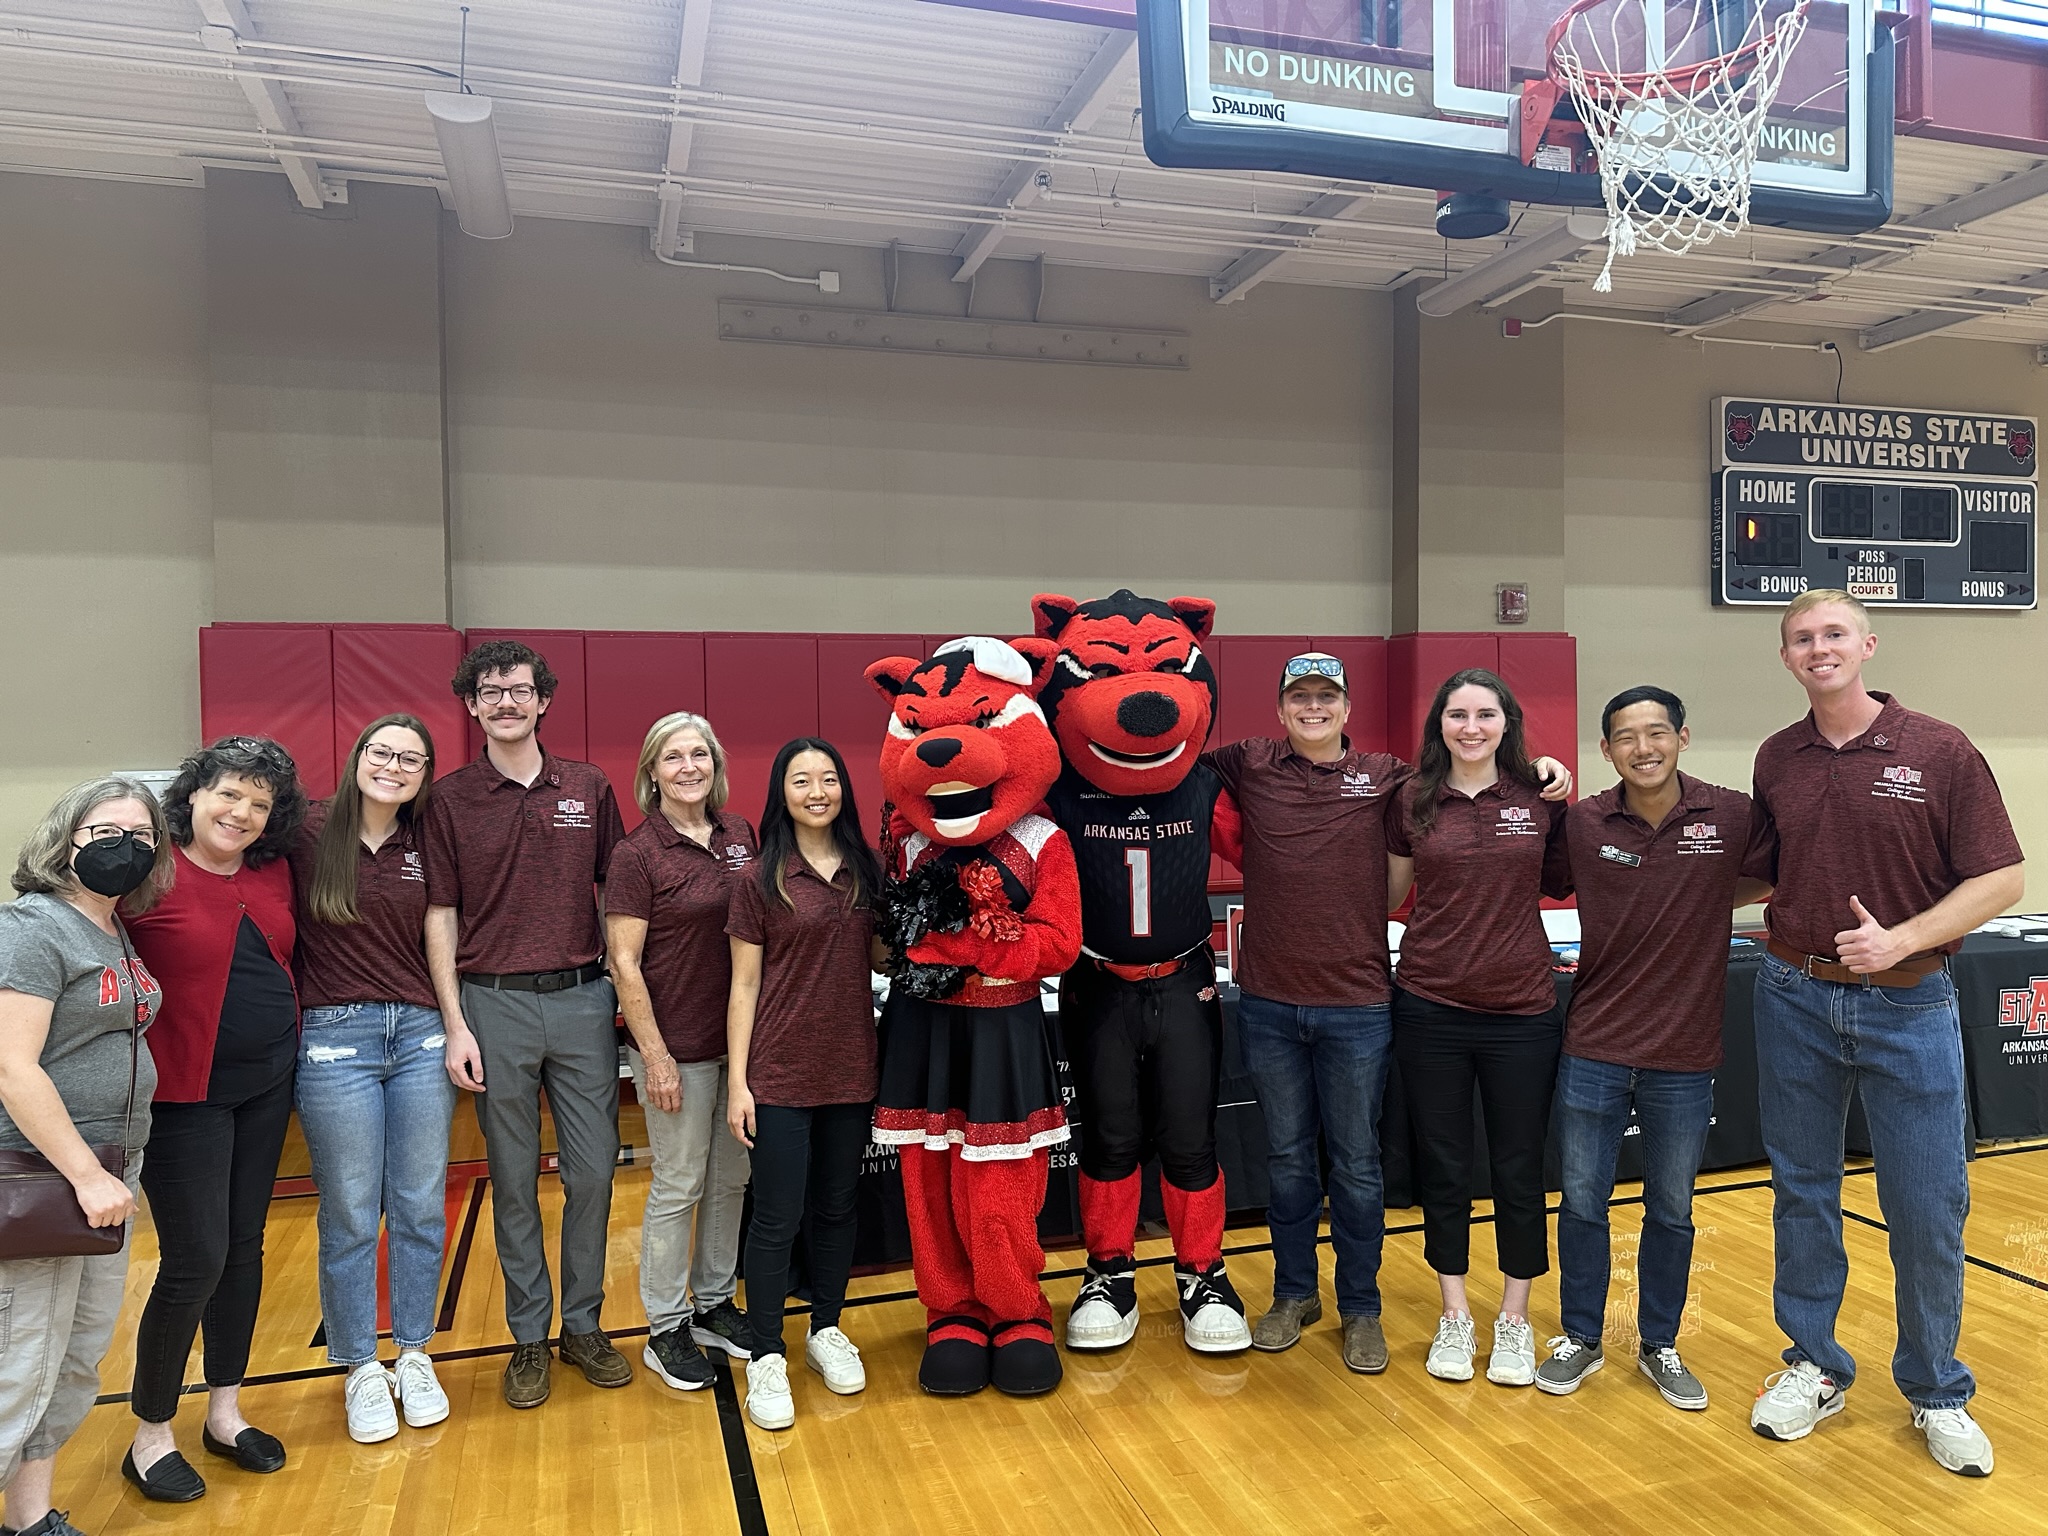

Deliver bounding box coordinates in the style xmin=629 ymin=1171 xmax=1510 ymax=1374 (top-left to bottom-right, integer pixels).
xmin=121 ymin=737 xmax=305 ymax=1503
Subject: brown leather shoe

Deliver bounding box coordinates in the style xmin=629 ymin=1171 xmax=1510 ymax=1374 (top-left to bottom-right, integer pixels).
xmin=503 ymin=1339 xmax=553 ymax=1408
xmin=1251 ymin=1295 xmax=1322 ymax=1352
xmin=1343 ymin=1314 xmax=1389 ymax=1374
xmin=558 ymin=1329 xmax=634 ymax=1388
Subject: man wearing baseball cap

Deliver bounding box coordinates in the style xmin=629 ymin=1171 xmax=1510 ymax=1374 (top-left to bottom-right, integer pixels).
xmin=1203 ymin=652 xmax=1569 ymax=1372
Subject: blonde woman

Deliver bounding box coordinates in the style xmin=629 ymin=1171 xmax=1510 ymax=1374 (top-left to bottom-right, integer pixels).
xmin=604 ymin=713 xmax=757 ymax=1390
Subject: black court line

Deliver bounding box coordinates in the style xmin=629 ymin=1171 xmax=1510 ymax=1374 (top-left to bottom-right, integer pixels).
xmin=711 ymin=1357 xmax=773 ymax=1536
xmin=436 ymin=1176 xmax=490 ymax=1333
xmin=1841 ymin=1206 xmax=2048 ymax=1294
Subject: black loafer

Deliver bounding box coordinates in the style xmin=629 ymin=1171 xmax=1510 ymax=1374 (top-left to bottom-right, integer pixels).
xmin=201 ymin=1425 xmax=286 ymax=1473
xmin=121 ymin=1447 xmax=206 ymax=1502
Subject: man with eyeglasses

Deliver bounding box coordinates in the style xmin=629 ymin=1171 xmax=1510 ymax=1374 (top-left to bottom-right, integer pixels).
xmin=423 ymin=640 xmax=631 ymax=1409
xmin=1202 ymin=653 xmax=1570 ymax=1373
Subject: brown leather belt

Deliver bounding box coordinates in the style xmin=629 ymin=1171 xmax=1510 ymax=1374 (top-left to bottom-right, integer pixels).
xmin=1091 ymin=955 xmax=1186 ymax=983
xmin=1765 ymin=938 xmax=1945 ymax=989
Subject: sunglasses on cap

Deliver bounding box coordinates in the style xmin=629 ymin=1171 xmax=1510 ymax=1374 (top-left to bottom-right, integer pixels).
xmin=1282 ymin=657 xmax=1344 ymax=681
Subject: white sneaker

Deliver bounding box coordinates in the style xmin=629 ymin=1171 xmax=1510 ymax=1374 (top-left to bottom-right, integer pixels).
xmin=804 ymin=1326 xmax=867 ymax=1395
xmin=393 ymin=1349 xmax=450 ymax=1428
xmin=1750 ymin=1360 xmax=1846 ymax=1441
xmin=343 ymin=1362 xmax=399 ymax=1444
xmin=1486 ymin=1315 xmax=1537 ymax=1387
xmin=1913 ymin=1405 xmax=1994 ymax=1476
xmin=745 ymin=1353 xmax=795 ymax=1430
xmin=1425 ymin=1314 xmax=1478 ymax=1382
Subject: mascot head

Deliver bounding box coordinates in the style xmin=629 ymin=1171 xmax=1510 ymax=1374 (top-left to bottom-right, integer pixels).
xmin=866 ymin=636 xmax=1061 ymax=847
xmin=1031 ymin=589 xmax=1217 ymax=797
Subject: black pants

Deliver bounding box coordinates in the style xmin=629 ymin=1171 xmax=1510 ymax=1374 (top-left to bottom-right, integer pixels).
xmin=1392 ymin=991 xmax=1562 ymax=1281
xmin=744 ymin=1101 xmax=869 ymax=1358
xmin=1060 ymin=957 xmax=1221 ymax=1190
xmin=131 ymin=1068 xmax=295 ymax=1421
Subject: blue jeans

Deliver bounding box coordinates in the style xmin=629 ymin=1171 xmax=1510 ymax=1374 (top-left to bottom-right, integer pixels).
xmin=1754 ymin=956 xmax=1973 ymax=1408
xmin=296 ymin=1003 xmax=459 ymax=1364
xmin=1553 ymin=1053 xmax=1714 ymax=1350
xmin=1236 ymin=994 xmax=1393 ymax=1318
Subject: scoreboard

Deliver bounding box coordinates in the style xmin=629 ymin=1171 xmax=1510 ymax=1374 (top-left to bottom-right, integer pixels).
xmin=1712 ymin=397 xmax=2037 ymax=610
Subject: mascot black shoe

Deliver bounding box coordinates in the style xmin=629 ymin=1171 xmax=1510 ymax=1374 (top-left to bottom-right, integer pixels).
xmin=866 ymin=637 xmax=1083 ymax=1397
xmin=1031 ymin=590 xmax=1253 ymax=1356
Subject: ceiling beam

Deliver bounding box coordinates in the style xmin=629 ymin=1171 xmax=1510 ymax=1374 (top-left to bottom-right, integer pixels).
xmin=654 ymin=0 xmax=715 ymax=258
xmin=1209 ymin=190 xmax=1374 ymax=303
xmin=1412 ymin=211 xmax=1608 ymax=316
xmin=194 ymin=0 xmax=332 ymax=208
xmin=1669 ymin=161 xmax=2048 ymax=333
xmin=1860 ymin=271 xmax=2048 ymax=350
xmin=950 ymin=31 xmax=1134 ymax=282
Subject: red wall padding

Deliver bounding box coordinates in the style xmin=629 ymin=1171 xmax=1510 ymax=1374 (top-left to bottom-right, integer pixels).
xmin=199 ymin=625 xmax=339 ymax=797
xmin=1212 ymin=636 xmax=1308 ymax=746
xmin=705 ymin=635 xmax=819 ymax=830
xmin=1497 ymin=633 xmax=1580 ymax=788
xmin=1311 ymin=637 xmax=1390 ymax=756
xmin=585 ymin=633 xmax=707 ymax=831
xmin=819 ymin=634 xmax=923 ymax=848
xmin=462 ymin=630 xmax=588 ymax=762
xmin=331 ymin=626 xmax=469 ymax=783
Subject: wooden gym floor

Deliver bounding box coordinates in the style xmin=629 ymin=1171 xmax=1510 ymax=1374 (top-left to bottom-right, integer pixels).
xmin=44 ymin=1117 xmax=2048 ymax=1536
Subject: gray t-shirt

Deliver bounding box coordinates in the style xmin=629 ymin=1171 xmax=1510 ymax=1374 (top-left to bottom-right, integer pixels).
xmin=0 ymin=892 xmax=158 ymax=1156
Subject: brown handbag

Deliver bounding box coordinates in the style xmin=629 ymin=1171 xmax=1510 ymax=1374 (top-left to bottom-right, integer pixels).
xmin=0 ymin=927 xmax=143 ymax=1261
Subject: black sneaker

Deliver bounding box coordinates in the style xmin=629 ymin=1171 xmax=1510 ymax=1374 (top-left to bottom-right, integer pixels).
xmin=1065 ymin=1257 xmax=1139 ymax=1350
xmin=1175 ymin=1261 xmax=1252 ymax=1353
xmin=691 ymin=1299 xmax=754 ymax=1360
xmin=644 ymin=1326 xmax=717 ymax=1391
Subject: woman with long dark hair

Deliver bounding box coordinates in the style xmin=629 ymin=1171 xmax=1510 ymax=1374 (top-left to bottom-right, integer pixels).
xmin=1386 ymin=669 xmax=1569 ymax=1392
xmin=724 ymin=738 xmax=882 ymax=1432
xmin=123 ymin=736 xmax=306 ymax=1501
xmin=289 ymin=715 xmax=457 ymax=1444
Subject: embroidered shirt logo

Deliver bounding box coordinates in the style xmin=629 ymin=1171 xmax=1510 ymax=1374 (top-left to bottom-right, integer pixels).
xmin=1340 ymin=769 xmax=1377 ymax=798
xmin=1495 ymin=806 xmax=1538 ymax=837
xmin=723 ymin=843 xmax=754 ymax=869
xmin=1873 ymin=764 xmax=1928 ymax=804
xmin=400 ymin=849 xmax=425 ymax=882
xmin=1676 ymin=819 xmax=1725 ymax=855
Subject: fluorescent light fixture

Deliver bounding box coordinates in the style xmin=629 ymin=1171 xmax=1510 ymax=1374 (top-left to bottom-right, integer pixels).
xmin=1415 ymin=212 xmax=1606 ymax=317
xmin=425 ymin=91 xmax=513 ymax=239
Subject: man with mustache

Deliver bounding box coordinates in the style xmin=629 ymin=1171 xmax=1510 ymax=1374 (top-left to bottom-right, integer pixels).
xmin=424 ymin=641 xmax=631 ymax=1409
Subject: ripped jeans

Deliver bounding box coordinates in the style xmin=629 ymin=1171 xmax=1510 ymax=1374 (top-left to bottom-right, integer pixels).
xmin=296 ymin=1003 xmax=458 ymax=1365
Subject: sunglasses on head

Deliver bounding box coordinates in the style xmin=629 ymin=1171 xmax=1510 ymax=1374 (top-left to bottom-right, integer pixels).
xmin=1283 ymin=657 xmax=1344 ymax=681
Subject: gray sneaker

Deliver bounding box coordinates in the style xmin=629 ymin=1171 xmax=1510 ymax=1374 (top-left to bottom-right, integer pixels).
xmin=1535 ymin=1336 xmax=1605 ymax=1395
xmin=1341 ymin=1314 xmax=1388 ymax=1374
xmin=1251 ymin=1295 xmax=1322 ymax=1352
xmin=1639 ymin=1345 xmax=1708 ymax=1411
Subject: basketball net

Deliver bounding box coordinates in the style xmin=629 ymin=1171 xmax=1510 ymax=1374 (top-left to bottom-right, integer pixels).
xmin=1550 ymin=0 xmax=1810 ymax=292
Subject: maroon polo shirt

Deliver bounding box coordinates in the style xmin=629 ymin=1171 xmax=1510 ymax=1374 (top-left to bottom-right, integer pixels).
xmin=1388 ymin=775 xmax=1570 ymax=1017
xmin=1203 ymin=738 xmax=1414 ymax=1008
xmin=606 ymin=808 xmax=758 ymax=1063
xmin=422 ymin=749 xmax=624 ymax=975
xmin=1751 ymin=692 xmax=2022 ymax=961
xmin=289 ymin=802 xmax=438 ymax=1010
xmin=726 ymin=856 xmax=877 ymax=1108
xmin=1560 ymin=775 xmax=1763 ymax=1072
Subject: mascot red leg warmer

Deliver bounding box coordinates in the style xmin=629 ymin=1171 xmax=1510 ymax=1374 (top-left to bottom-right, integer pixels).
xmin=867 ymin=638 xmax=1081 ymax=1398
xmin=1032 ymin=590 xmax=1254 ymax=1357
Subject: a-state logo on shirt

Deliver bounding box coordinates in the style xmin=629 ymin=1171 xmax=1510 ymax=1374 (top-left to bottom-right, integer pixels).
xmin=553 ymin=796 xmax=594 ymax=830
xmin=97 ymin=957 xmax=159 ymax=1013
xmin=721 ymin=842 xmax=754 ymax=869
xmin=1872 ymin=764 xmax=1928 ymax=804
xmin=1495 ymin=805 xmax=1538 ymax=837
xmin=1675 ymin=821 xmax=1725 ymax=856
xmin=1340 ymin=768 xmax=1379 ymax=799
xmin=400 ymin=849 xmax=426 ymax=882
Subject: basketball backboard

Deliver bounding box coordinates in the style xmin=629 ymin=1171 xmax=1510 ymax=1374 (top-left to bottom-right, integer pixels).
xmin=1137 ymin=0 xmax=1892 ymax=234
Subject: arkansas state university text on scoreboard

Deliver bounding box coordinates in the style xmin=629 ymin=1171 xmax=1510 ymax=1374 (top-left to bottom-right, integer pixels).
xmin=1711 ymin=398 xmax=2038 ymax=610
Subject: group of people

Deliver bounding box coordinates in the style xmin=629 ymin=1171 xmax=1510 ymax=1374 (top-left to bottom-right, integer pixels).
xmin=0 ymin=590 xmax=2021 ymax=1536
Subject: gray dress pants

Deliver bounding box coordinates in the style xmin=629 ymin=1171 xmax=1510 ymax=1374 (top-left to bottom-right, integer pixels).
xmin=462 ymin=977 xmax=621 ymax=1341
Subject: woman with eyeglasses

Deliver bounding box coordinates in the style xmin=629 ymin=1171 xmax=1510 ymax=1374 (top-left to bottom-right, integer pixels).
xmin=287 ymin=716 xmax=456 ymax=1444
xmin=0 ymin=779 xmax=170 ymax=1536
xmin=121 ymin=736 xmax=306 ymax=1502
xmin=1385 ymin=669 xmax=1571 ymax=1392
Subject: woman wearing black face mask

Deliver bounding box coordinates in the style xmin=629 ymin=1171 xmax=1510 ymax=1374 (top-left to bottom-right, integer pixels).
xmin=0 ymin=779 xmax=171 ymax=1536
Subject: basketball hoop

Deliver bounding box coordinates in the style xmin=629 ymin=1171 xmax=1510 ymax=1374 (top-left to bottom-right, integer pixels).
xmin=1548 ymin=0 xmax=1810 ymax=292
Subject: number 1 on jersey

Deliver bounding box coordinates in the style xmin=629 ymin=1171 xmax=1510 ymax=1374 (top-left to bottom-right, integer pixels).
xmin=1126 ymin=847 xmax=1152 ymax=938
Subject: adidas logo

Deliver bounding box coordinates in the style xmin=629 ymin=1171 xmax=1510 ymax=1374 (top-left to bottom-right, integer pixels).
xmin=1128 ymin=807 xmax=1150 ymax=820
